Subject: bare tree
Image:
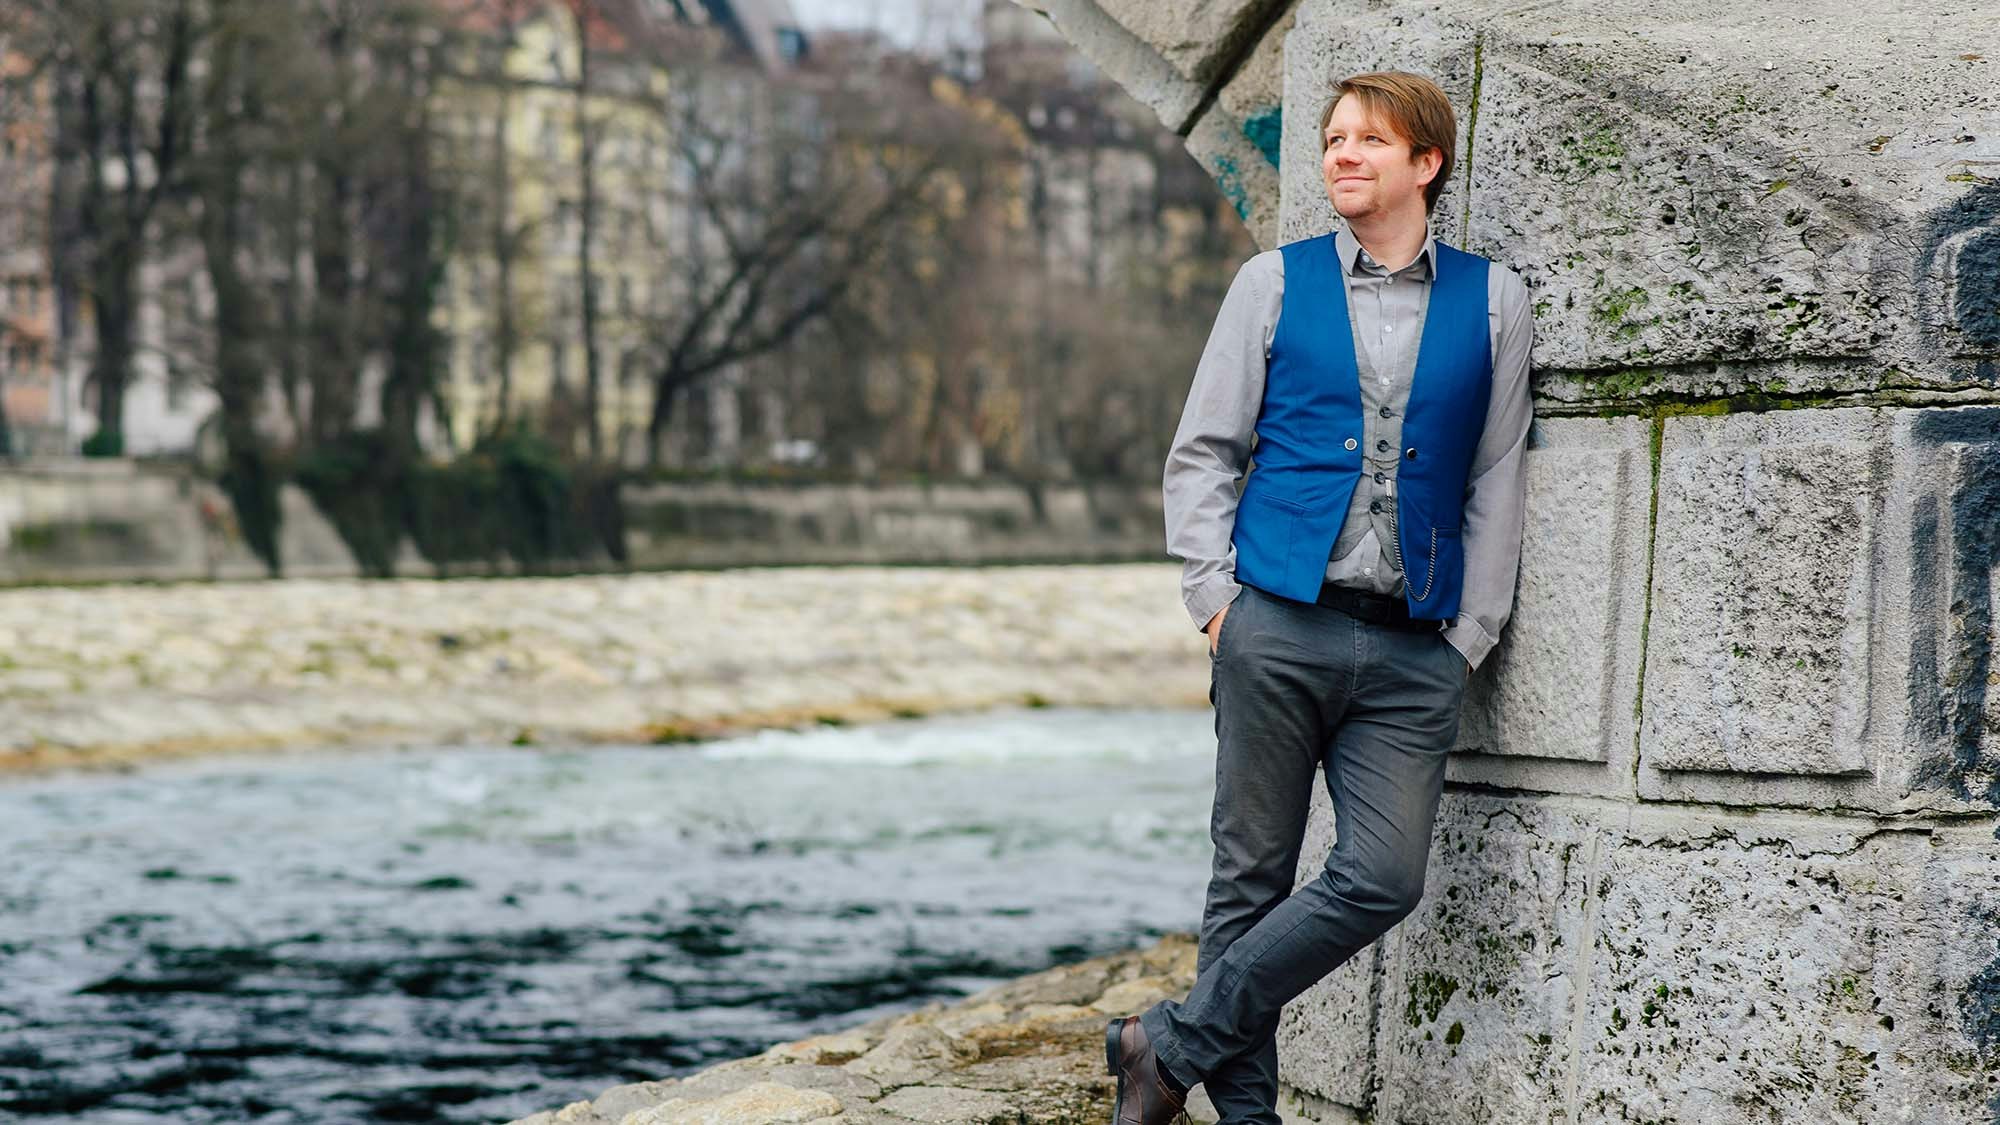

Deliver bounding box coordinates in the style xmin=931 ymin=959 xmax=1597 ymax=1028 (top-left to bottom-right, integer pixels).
xmin=192 ymin=0 xmax=290 ymax=568
xmin=568 ymin=0 xmax=604 ymax=459
xmin=5 ymin=0 xmax=199 ymax=454
xmin=636 ymin=55 xmax=1003 ymax=468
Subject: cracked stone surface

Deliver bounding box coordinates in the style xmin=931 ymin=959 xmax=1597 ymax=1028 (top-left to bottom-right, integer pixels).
xmin=1280 ymin=789 xmax=2000 ymax=1124
xmin=1639 ymin=405 xmax=2000 ymax=816
xmin=504 ymin=934 xmax=1221 ymax=1125
xmin=1046 ymin=0 xmax=1998 ymax=393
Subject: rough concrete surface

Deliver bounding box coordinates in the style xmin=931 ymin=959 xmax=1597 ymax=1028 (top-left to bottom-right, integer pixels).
xmin=1449 ymin=416 xmax=1650 ymax=793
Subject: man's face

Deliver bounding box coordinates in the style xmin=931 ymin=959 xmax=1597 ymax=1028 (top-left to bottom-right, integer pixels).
xmin=1320 ymin=95 xmax=1440 ymax=222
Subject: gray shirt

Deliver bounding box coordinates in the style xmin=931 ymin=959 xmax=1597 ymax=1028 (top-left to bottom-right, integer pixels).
xmin=1161 ymin=220 xmax=1535 ymax=671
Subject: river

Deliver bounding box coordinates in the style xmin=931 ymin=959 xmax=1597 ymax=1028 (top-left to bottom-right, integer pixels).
xmin=0 ymin=706 xmax=1217 ymax=1123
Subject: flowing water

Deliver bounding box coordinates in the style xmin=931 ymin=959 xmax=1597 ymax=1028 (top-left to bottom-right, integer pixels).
xmin=0 ymin=706 xmax=1217 ymax=1123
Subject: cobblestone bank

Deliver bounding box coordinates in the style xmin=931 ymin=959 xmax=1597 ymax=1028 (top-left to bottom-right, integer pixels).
xmin=0 ymin=563 xmax=1209 ymax=772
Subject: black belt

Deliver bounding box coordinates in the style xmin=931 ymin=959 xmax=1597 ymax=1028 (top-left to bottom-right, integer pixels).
xmin=1315 ymin=581 xmax=1444 ymax=633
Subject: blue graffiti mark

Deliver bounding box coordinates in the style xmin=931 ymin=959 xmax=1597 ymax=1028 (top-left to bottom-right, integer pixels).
xmin=1211 ymin=154 xmax=1250 ymax=222
xmin=1905 ymin=403 xmax=2000 ymax=1117
xmin=1915 ymin=180 xmax=2000 ymax=384
xmin=1958 ymin=228 xmax=2000 ymax=353
xmin=1242 ymin=105 xmax=1283 ymax=170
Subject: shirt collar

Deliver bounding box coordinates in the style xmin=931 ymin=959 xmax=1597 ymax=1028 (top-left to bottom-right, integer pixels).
xmin=1334 ymin=221 xmax=1437 ymax=281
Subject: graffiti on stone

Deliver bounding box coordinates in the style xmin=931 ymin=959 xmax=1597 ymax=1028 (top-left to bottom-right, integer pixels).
xmin=1905 ymin=406 xmax=2000 ymax=808
xmin=1241 ymin=104 xmax=1282 ymax=169
xmin=1915 ymin=181 xmax=2000 ymax=382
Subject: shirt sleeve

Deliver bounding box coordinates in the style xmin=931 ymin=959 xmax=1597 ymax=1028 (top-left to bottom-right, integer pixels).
xmin=1442 ymin=266 xmax=1535 ymax=671
xmin=1162 ymin=251 xmax=1279 ymax=632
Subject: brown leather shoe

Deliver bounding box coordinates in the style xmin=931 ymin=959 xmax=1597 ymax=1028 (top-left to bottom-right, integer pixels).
xmin=1105 ymin=1015 xmax=1187 ymax=1125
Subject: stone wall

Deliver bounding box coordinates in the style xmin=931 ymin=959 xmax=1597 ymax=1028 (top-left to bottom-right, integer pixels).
xmin=1019 ymin=1 xmax=2000 ymax=1120
xmin=0 ymin=462 xmax=1165 ymax=583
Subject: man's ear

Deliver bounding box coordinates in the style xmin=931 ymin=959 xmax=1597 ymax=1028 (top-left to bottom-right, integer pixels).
xmin=1413 ymin=146 xmax=1443 ymax=188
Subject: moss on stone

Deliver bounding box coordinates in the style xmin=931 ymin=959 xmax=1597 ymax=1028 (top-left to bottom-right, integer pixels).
xmin=1405 ymin=971 xmax=1460 ymax=1026
xmin=1591 ymin=286 xmax=1654 ymax=340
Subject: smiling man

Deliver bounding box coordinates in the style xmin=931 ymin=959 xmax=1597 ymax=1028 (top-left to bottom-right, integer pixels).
xmin=1105 ymin=72 xmax=1535 ymax=1125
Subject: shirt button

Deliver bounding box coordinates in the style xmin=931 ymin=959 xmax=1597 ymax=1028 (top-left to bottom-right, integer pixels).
xmin=1379 ymin=377 xmax=1390 ymax=387
xmin=1343 ymin=437 xmax=1358 ymax=451
xmin=1385 ymin=324 xmax=1394 ymax=333
xmin=1363 ymin=567 xmax=1374 ymax=576
xmin=1376 ymin=439 xmax=1390 ymax=452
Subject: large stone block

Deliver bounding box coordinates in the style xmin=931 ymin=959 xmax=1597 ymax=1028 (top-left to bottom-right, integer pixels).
xmin=1215 ymin=4 xmax=1292 ymax=131
xmin=1093 ymin=0 xmax=1287 ymax=91
xmin=1641 ymin=407 xmax=1885 ymax=778
xmin=1448 ymin=416 xmax=1650 ymax=798
xmin=1466 ymin=50 xmax=1882 ymax=387
xmin=1195 ymin=3 xmax=1297 ymax=247
xmin=1276 ymin=796 xmax=2000 ymax=1124
xmin=1572 ymin=811 xmax=1997 ymax=1125
xmin=1271 ymin=0 xmax=2000 ymax=396
xmin=1638 ymin=405 xmax=2000 ymax=815
xmin=1185 ymin=106 xmax=1283 ymax=245
xmin=1024 ymin=0 xmax=1207 ymax=131
xmin=1364 ymin=793 xmax=1599 ymax=1125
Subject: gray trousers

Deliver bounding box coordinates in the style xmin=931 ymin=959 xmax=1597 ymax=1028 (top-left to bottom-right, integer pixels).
xmin=1139 ymin=581 xmax=1467 ymax=1124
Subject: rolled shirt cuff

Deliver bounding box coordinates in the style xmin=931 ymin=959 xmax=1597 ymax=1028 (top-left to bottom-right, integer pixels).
xmin=1185 ymin=573 xmax=1243 ymax=633
xmin=1442 ymin=614 xmax=1499 ymax=673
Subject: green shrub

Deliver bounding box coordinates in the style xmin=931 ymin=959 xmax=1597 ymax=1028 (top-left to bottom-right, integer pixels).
xmin=80 ymin=429 xmax=124 ymax=458
xmin=293 ymin=431 xmax=406 ymax=577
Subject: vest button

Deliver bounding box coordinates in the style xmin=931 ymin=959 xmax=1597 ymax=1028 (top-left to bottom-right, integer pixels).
xmin=1376 ymin=439 xmax=1390 ymax=452
xmin=1343 ymin=437 xmax=1358 ymax=450
xmin=1405 ymin=447 xmax=1418 ymax=460
xmin=1378 ymin=405 xmax=1392 ymax=418
xmin=1369 ymin=500 xmax=1383 ymax=514
xmin=1374 ymin=472 xmax=1386 ymax=484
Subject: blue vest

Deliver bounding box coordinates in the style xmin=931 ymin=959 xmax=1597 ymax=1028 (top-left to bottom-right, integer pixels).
xmin=1229 ymin=233 xmax=1492 ymax=619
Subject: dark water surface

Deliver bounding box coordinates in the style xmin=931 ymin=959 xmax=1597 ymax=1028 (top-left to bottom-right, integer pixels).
xmin=0 ymin=706 xmax=1215 ymax=1123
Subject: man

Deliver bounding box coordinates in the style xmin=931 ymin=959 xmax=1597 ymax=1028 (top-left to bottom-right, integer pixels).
xmin=1105 ymin=71 xmax=1534 ymax=1125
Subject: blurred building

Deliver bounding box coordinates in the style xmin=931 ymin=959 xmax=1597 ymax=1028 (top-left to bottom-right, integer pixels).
xmin=431 ymin=0 xmax=807 ymax=462
xmin=0 ymin=45 xmax=60 ymax=455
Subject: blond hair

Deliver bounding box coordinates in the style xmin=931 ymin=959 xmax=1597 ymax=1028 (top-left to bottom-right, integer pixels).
xmin=1317 ymin=71 xmax=1457 ymax=214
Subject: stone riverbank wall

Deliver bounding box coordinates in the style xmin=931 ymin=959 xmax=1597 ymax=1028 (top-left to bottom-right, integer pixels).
xmin=1020 ymin=1 xmax=2000 ymax=1121
xmin=0 ymin=460 xmax=1164 ymax=584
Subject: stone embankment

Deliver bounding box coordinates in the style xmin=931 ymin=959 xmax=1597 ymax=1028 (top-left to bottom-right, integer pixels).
xmin=507 ymin=935 xmax=1220 ymax=1125
xmin=0 ymin=563 xmax=1208 ymax=773
xmin=1014 ymin=2 xmax=2000 ymax=1120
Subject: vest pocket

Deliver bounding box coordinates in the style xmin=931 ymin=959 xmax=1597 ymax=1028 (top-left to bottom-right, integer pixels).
xmin=1411 ymin=523 xmax=1463 ymax=609
xmin=1231 ymin=491 xmax=1299 ymax=591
